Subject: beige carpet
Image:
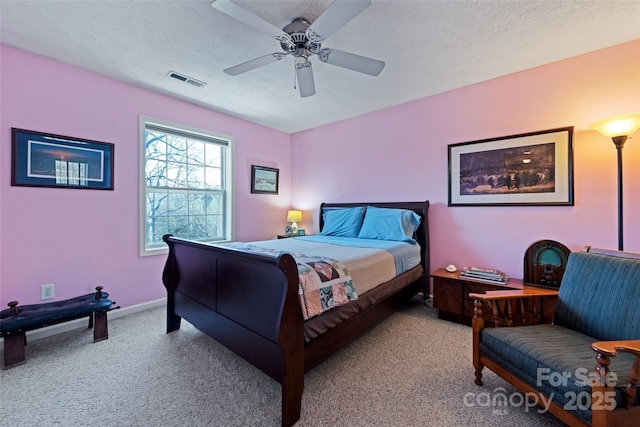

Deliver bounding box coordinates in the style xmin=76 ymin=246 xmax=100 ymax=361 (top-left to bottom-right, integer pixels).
xmin=0 ymin=297 xmax=565 ymax=426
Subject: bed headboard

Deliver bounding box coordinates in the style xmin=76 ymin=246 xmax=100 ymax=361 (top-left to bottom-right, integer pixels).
xmin=319 ymin=201 xmax=430 ymax=281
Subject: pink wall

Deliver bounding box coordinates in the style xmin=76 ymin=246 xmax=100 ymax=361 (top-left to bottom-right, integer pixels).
xmin=291 ymin=40 xmax=640 ymax=281
xmin=0 ymin=45 xmax=292 ymax=307
xmin=1 ymin=41 xmax=638 ymax=309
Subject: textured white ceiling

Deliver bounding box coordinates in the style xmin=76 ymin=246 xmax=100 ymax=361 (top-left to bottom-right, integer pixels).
xmin=1 ymin=0 xmax=639 ymax=134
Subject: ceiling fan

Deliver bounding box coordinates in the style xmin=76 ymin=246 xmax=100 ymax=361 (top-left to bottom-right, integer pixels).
xmin=211 ymin=0 xmax=385 ymax=97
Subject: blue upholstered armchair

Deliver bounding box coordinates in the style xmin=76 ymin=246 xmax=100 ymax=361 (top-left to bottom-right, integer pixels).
xmin=471 ymin=248 xmax=640 ymax=427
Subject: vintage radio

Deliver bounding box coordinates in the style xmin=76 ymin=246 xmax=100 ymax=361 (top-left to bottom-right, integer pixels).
xmin=523 ymin=240 xmax=571 ymax=289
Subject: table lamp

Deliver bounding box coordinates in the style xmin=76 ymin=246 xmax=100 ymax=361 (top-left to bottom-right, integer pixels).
xmin=287 ymin=210 xmax=302 ymax=235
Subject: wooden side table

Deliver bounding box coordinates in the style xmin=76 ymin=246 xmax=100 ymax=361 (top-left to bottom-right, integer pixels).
xmin=431 ymin=268 xmax=557 ymax=326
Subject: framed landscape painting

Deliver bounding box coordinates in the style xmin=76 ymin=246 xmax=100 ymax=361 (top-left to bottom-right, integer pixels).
xmin=448 ymin=127 xmax=574 ymax=206
xmin=251 ymin=165 xmax=279 ymax=194
xmin=11 ymin=128 xmax=114 ymax=190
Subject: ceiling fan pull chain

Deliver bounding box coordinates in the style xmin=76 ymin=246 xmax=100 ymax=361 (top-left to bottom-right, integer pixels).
xmin=293 ymin=61 xmax=297 ymax=90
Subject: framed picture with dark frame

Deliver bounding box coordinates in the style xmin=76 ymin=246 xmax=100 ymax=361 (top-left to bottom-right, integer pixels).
xmin=11 ymin=128 xmax=114 ymax=190
xmin=448 ymin=127 xmax=574 ymax=206
xmin=251 ymin=165 xmax=279 ymax=194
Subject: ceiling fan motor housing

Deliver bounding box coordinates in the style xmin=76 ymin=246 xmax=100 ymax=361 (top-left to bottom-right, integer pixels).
xmin=281 ymin=18 xmax=320 ymax=57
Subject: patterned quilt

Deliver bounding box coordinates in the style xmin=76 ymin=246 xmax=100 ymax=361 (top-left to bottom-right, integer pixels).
xmin=223 ymin=242 xmax=358 ymax=319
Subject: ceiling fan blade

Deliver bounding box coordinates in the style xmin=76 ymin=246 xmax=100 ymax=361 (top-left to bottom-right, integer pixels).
xmin=296 ymin=60 xmax=316 ymax=98
xmin=306 ymin=0 xmax=371 ymax=43
xmin=211 ymin=0 xmax=291 ymax=44
xmin=224 ymin=53 xmax=288 ymax=76
xmin=317 ymin=48 xmax=385 ymax=76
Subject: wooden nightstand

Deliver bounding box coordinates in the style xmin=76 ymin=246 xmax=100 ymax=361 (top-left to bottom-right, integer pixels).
xmin=431 ymin=268 xmax=557 ymax=326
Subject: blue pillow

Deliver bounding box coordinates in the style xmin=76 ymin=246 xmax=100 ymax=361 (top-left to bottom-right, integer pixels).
xmin=357 ymin=206 xmax=421 ymax=242
xmin=320 ymin=207 xmax=366 ymax=237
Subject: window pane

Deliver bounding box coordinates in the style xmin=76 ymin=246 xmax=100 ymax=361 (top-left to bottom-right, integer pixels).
xmin=189 ymin=215 xmax=208 ymax=240
xmin=187 ymin=140 xmax=205 ymax=165
xmin=168 ymin=192 xmax=188 ymax=216
xmin=205 ymin=143 xmax=221 ymax=167
xmin=206 ymin=193 xmax=222 ymax=214
xmin=147 ymin=215 xmax=168 ymax=246
xmin=145 ymin=133 xmax=167 ymax=162
xmin=166 ymin=162 xmax=187 ymax=188
xmin=188 ymin=165 xmax=205 ymax=189
xmin=168 ymin=215 xmax=189 ymax=237
xmin=167 ymin=135 xmax=187 ymax=163
xmin=189 ymin=193 xmax=206 ymax=215
xmin=147 ymin=191 xmax=168 ymax=217
xmin=205 ymin=214 xmax=223 ymax=239
xmin=205 ymin=166 xmax=222 ymax=189
xmin=145 ymin=160 xmax=167 ymax=187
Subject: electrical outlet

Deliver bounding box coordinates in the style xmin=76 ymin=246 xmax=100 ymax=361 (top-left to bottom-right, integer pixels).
xmin=41 ymin=283 xmax=55 ymax=300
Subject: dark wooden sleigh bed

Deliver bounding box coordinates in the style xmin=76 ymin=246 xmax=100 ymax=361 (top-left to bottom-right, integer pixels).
xmin=161 ymin=201 xmax=430 ymax=426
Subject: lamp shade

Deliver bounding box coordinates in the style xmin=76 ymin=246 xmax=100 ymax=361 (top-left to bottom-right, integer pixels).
xmin=287 ymin=210 xmax=302 ymax=223
xmin=589 ymin=113 xmax=640 ymax=138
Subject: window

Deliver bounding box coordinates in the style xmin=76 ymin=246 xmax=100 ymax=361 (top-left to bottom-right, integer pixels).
xmin=140 ymin=117 xmax=233 ymax=256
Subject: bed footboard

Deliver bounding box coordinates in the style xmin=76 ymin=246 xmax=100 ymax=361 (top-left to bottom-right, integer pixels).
xmin=162 ymin=235 xmax=304 ymax=426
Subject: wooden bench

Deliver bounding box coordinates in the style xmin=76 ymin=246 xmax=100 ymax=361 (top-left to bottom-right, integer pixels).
xmin=0 ymin=286 xmax=114 ymax=369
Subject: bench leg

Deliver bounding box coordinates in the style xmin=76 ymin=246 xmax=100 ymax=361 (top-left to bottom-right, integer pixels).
xmin=2 ymin=332 xmax=26 ymax=369
xmin=93 ymin=311 xmax=108 ymax=342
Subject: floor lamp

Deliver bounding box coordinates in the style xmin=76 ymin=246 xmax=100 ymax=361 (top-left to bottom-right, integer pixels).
xmin=589 ymin=113 xmax=640 ymax=251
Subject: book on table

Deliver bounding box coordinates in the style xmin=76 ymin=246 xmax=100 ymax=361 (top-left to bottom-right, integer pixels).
xmin=460 ymin=266 xmax=509 ymax=283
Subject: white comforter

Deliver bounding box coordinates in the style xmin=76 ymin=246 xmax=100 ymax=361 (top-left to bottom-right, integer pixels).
xmin=248 ymin=238 xmax=396 ymax=295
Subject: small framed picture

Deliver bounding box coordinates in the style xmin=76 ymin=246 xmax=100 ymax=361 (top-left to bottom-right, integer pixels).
xmin=298 ymin=229 xmax=305 ymax=236
xmin=251 ymin=165 xmax=279 ymax=195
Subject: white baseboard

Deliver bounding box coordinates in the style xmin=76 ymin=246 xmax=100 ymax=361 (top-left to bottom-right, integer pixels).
xmin=0 ymin=298 xmax=167 ymax=350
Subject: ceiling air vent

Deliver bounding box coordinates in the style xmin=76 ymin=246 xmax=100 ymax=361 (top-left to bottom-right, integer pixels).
xmin=167 ymin=71 xmax=206 ymax=88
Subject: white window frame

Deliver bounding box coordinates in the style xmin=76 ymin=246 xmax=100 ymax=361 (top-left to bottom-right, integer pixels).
xmin=139 ymin=116 xmax=234 ymax=257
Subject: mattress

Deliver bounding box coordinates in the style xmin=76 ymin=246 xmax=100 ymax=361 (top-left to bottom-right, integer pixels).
xmin=248 ymin=235 xmax=421 ymax=295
